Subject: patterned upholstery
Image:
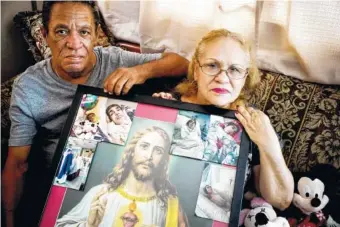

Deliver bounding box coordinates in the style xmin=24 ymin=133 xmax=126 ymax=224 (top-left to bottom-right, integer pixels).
xmin=248 ymin=71 xmax=340 ymax=173
xmin=1 ymin=77 xmax=16 ymax=143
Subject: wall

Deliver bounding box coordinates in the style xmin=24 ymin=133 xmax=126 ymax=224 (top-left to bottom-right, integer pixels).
xmin=1 ymin=1 xmax=40 ymax=82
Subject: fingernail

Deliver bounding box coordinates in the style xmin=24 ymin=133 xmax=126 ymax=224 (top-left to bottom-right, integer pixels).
xmin=109 ymin=92 xmax=112 ymax=95
xmin=235 ymin=111 xmax=239 ymax=115
xmin=104 ymin=89 xmax=107 ymax=93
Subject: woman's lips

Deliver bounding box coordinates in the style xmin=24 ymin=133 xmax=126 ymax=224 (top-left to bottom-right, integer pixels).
xmin=212 ymin=88 xmax=229 ymax=94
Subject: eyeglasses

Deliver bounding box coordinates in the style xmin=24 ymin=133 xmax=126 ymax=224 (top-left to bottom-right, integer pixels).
xmin=197 ymin=58 xmax=248 ymax=80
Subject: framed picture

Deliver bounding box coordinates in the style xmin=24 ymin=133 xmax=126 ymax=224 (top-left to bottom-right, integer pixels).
xmin=39 ymin=85 xmax=251 ymax=227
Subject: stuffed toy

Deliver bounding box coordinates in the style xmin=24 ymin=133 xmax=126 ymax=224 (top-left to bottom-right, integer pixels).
xmin=284 ymin=164 xmax=339 ymax=227
xmin=74 ymin=119 xmax=99 ymax=140
xmin=239 ymin=197 xmax=289 ymax=227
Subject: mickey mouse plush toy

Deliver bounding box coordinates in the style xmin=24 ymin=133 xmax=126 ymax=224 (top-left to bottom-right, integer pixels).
xmin=286 ymin=164 xmax=339 ymax=227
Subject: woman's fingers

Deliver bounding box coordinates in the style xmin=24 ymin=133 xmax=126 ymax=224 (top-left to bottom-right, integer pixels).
xmin=235 ymin=111 xmax=247 ymax=127
xmin=236 ymin=106 xmax=252 ymax=123
xmin=152 ymin=92 xmax=174 ymax=100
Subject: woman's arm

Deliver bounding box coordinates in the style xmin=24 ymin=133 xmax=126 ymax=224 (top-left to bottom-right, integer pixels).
xmin=235 ymin=106 xmax=294 ymax=210
xmin=253 ymin=139 xmax=294 ymax=210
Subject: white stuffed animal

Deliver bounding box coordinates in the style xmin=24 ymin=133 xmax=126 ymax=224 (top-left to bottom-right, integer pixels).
xmin=239 ymin=197 xmax=289 ymax=227
xmin=74 ymin=119 xmax=99 ymax=140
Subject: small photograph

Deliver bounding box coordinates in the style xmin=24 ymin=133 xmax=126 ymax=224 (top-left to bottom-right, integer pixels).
xmin=71 ymin=94 xmax=137 ymax=145
xmin=101 ymin=98 xmax=137 ymax=145
xmin=203 ymin=115 xmax=242 ymax=165
xmin=170 ymin=110 xmax=210 ymax=159
xmin=54 ymin=137 xmax=98 ymax=190
xmin=195 ymin=163 xmax=236 ymax=223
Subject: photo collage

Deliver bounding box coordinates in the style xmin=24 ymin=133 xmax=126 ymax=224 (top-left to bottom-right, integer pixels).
xmin=53 ymin=94 xmax=137 ymax=190
xmin=50 ymin=94 xmax=244 ymax=226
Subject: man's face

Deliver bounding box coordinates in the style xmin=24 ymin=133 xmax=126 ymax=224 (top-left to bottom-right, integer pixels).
xmin=131 ymin=132 xmax=166 ymax=181
xmin=46 ymin=2 xmax=97 ymax=78
xmin=108 ymin=106 xmax=125 ymax=125
xmin=121 ymin=212 xmax=138 ymax=227
xmin=205 ymin=185 xmax=213 ymax=194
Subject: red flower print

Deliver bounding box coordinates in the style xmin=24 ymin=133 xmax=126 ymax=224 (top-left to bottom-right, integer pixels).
xmin=216 ymin=137 xmax=223 ymax=150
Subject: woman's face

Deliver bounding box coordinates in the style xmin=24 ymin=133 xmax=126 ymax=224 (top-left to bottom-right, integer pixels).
xmin=224 ymin=124 xmax=238 ymax=135
xmin=194 ymin=37 xmax=249 ymax=108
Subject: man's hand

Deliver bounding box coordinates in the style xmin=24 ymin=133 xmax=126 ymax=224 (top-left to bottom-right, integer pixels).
xmin=103 ymin=52 xmax=189 ymax=96
xmin=2 ymin=145 xmax=31 ymax=227
xmin=104 ymin=67 xmax=147 ymax=96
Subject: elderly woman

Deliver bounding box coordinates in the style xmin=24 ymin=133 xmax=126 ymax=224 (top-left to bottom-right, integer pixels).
xmin=153 ymin=29 xmax=294 ymax=210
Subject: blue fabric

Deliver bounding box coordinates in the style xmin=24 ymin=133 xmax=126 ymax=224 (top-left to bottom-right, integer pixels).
xmin=57 ymin=153 xmax=74 ymax=179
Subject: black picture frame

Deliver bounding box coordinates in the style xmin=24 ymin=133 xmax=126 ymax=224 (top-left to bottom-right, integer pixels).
xmin=40 ymin=85 xmax=251 ymax=227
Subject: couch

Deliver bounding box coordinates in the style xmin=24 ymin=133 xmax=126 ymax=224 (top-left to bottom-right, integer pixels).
xmin=2 ymin=8 xmax=339 ymax=199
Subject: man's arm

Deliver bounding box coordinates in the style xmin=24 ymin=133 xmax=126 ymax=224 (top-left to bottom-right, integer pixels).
xmin=104 ymin=52 xmax=189 ymax=95
xmin=2 ymin=145 xmax=31 ymax=227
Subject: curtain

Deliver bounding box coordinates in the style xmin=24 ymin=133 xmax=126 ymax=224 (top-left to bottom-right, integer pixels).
xmin=99 ymin=0 xmax=340 ymax=84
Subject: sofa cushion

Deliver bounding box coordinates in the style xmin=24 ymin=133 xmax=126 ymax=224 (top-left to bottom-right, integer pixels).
xmin=248 ymin=71 xmax=340 ymax=172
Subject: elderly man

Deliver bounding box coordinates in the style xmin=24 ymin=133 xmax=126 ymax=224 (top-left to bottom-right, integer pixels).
xmin=2 ymin=1 xmax=188 ymax=226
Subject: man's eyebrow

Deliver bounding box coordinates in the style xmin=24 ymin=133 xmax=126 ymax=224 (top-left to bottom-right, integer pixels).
xmin=53 ymin=24 xmax=69 ymax=30
xmin=52 ymin=24 xmax=93 ymax=31
xmin=78 ymin=25 xmax=92 ymax=30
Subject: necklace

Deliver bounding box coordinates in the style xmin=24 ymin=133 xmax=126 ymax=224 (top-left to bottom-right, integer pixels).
xmin=117 ymin=186 xmax=157 ymax=202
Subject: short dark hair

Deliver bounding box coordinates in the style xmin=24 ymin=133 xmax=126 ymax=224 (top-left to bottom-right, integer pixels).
xmin=42 ymin=1 xmax=100 ymax=33
xmin=186 ymin=119 xmax=196 ymax=127
xmin=106 ymin=104 xmax=122 ymax=121
xmin=225 ymin=121 xmax=240 ymax=136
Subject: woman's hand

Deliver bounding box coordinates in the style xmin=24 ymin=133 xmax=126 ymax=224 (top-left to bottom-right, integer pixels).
xmin=235 ymin=106 xmax=279 ymax=150
xmin=152 ymin=92 xmax=176 ymax=100
xmin=87 ymin=186 xmax=109 ymax=227
xmin=236 ymin=106 xmax=294 ymax=209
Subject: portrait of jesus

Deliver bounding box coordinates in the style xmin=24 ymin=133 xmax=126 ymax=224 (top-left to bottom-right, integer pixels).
xmin=56 ymin=125 xmax=188 ymax=227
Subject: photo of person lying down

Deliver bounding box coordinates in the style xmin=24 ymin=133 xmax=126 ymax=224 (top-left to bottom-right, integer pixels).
xmin=71 ymin=94 xmax=137 ymax=145
xmin=170 ymin=110 xmax=210 ymax=159
xmin=102 ymin=99 xmax=137 ymax=145
xmin=195 ymin=163 xmax=236 ymax=223
xmin=203 ymin=115 xmax=242 ymax=165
